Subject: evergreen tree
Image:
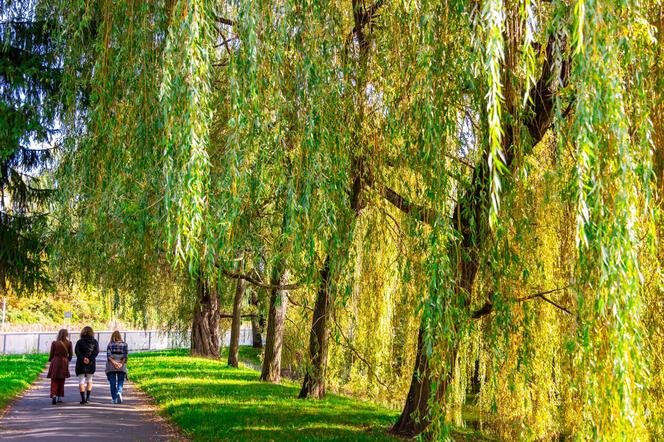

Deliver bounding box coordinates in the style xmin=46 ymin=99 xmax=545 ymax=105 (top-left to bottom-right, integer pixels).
xmin=0 ymin=1 xmax=58 ymax=296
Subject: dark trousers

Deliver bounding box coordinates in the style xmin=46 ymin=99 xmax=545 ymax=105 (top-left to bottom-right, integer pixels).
xmin=50 ymin=379 xmax=65 ymax=397
xmin=107 ymin=372 xmax=125 ymax=400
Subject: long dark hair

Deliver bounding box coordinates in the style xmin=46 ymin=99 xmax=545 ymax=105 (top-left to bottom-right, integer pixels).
xmin=80 ymin=326 xmax=94 ymax=338
xmin=56 ymin=328 xmax=69 ymax=342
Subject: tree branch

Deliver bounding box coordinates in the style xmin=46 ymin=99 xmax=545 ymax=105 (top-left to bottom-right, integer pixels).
xmin=215 ymin=30 xmax=236 ymax=57
xmin=516 ymin=286 xmax=569 ymax=302
xmin=216 ymin=16 xmax=236 ymax=27
xmin=287 ymin=297 xmax=313 ymax=312
xmin=538 ymin=295 xmax=572 ymax=315
xmin=347 ymin=0 xmax=386 ymax=46
xmin=471 ymin=301 xmax=494 ymax=319
xmin=522 ymin=33 xmax=571 ymax=148
xmin=221 ymin=269 xmax=301 ymax=290
xmin=220 ymin=313 xmax=256 ymax=319
xmin=351 ymin=0 xmax=385 ymax=35
xmin=472 ymin=286 xmax=573 ymax=319
xmin=379 ymin=185 xmax=436 ymax=226
xmin=444 ymin=152 xmax=474 ymax=169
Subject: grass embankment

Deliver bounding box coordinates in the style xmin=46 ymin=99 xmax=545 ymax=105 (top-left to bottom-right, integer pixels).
xmin=129 ymin=349 xmax=399 ymax=441
xmin=0 ymin=354 xmax=48 ymax=410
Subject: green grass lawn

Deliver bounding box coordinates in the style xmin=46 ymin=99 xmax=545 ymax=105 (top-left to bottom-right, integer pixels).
xmin=219 ymin=345 xmax=262 ymax=367
xmin=128 ymin=349 xmax=399 ymax=441
xmin=0 ymin=354 xmax=48 ymax=410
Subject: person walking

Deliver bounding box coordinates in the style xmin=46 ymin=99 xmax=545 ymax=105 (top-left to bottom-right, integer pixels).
xmin=47 ymin=329 xmax=73 ymax=405
xmin=75 ymin=326 xmax=99 ymax=404
xmin=106 ymin=330 xmax=128 ymax=404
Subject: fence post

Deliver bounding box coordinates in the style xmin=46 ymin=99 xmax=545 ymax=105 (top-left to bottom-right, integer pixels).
xmin=2 ymin=334 xmax=6 ymax=354
xmin=148 ymin=331 xmax=152 ymax=351
xmin=36 ymin=333 xmax=40 ymax=354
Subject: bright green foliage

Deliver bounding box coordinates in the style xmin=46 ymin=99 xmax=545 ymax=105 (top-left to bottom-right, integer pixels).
xmin=571 ymin=0 xmax=655 ymax=437
xmin=39 ymin=0 xmax=664 ymax=440
xmin=161 ymin=0 xmax=215 ymax=270
xmin=0 ymin=354 xmax=48 ymax=410
xmin=484 ymin=0 xmax=507 ymax=230
xmin=128 ymin=350 xmax=400 ymax=441
xmin=51 ymin=0 xmax=193 ymax=324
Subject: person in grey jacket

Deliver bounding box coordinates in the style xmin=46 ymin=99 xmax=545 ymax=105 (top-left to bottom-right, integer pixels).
xmin=106 ymin=330 xmax=128 ymax=404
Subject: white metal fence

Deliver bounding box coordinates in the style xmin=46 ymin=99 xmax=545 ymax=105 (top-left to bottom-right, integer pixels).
xmin=0 ymin=327 xmax=253 ymax=355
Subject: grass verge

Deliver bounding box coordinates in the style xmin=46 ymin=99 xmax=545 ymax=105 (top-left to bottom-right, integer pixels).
xmin=0 ymin=354 xmax=48 ymax=411
xmin=128 ymin=349 xmax=399 ymax=441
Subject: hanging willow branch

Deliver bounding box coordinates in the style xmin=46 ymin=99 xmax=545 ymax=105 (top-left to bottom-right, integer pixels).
xmin=49 ymin=0 xmax=660 ymax=438
xmin=331 ymin=313 xmax=391 ymax=392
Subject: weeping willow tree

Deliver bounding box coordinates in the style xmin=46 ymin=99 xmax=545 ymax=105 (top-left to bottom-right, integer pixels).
xmin=50 ymin=0 xmax=208 ymax=336
xmin=45 ymin=0 xmax=662 ymax=439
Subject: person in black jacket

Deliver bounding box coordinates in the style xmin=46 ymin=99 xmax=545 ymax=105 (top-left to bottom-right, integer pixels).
xmin=75 ymin=326 xmax=99 ymax=404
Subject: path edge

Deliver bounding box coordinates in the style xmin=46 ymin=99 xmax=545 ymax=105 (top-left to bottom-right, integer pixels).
xmin=126 ymin=379 xmax=191 ymax=442
xmin=0 ymin=361 xmax=49 ymax=423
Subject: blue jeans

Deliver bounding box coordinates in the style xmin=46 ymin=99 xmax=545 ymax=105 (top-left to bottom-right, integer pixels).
xmin=107 ymin=372 xmax=125 ymax=401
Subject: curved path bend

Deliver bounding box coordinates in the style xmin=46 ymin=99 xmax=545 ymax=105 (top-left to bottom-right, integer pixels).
xmin=0 ymin=354 xmax=177 ymax=441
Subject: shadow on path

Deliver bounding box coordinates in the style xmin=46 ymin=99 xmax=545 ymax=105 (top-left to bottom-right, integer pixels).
xmin=0 ymin=354 xmax=175 ymax=441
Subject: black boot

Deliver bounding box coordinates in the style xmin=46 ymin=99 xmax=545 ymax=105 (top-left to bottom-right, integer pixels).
xmin=85 ymin=390 xmax=91 ymax=403
xmin=52 ymin=396 xmax=57 ymax=405
xmin=80 ymin=391 xmax=86 ymax=404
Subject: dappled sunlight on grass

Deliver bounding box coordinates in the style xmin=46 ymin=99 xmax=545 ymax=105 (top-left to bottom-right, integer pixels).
xmin=141 ymin=377 xmax=250 ymax=388
xmin=129 ymin=349 xmax=398 ymax=441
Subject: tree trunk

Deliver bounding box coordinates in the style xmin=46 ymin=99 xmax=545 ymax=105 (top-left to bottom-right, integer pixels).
xmin=250 ymin=290 xmax=263 ymax=348
xmin=298 ymin=256 xmax=331 ymax=399
xmin=260 ymin=266 xmax=290 ymax=383
xmin=391 ymin=34 xmax=566 ymax=437
xmin=294 ymin=0 xmax=373 ymax=401
xmin=297 ymin=157 xmax=366 ymax=399
xmin=0 ymin=272 xmax=6 ymax=329
xmin=227 ymin=273 xmax=246 ymax=367
xmin=391 ymin=327 xmax=459 ymax=436
xmin=190 ymin=278 xmax=221 ymax=358
xmin=391 ymin=151 xmax=485 ymax=435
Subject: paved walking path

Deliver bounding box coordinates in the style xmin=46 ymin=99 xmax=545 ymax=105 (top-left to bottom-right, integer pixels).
xmin=0 ymin=354 xmax=175 ymax=441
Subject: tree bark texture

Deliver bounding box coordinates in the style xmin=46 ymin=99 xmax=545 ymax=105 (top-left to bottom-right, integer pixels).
xmin=260 ymin=266 xmax=290 ymax=383
xmin=391 ymin=328 xmax=459 ymax=437
xmin=298 ymin=256 xmax=331 ymax=399
xmin=227 ymin=273 xmax=246 ymax=368
xmin=250 ymin=290 xmax=264 ymax=348
xmin=190 ymin=277 xmax=221 ymax=358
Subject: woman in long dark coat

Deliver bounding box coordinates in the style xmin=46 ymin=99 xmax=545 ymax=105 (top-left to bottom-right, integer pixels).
xmin=47 ymin=328 xmax=73 ymax=405
xmin=75 ymin=326 xmax=99 ymax=404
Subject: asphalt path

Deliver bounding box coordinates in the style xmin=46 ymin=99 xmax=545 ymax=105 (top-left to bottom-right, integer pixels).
xmin=0 ymin=354 xmax=176 ymax=441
